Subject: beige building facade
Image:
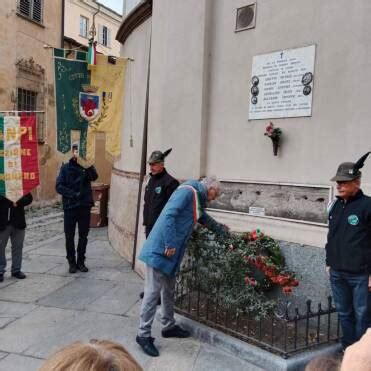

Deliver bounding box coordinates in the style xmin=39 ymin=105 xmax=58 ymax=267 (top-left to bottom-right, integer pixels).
xmin=0 ymin=0 xmax=64 ymax=202
xmin=64 ymin=0 xmax=122 ymax=57
xmin=110 ymin=0 xmax=371 ymax=301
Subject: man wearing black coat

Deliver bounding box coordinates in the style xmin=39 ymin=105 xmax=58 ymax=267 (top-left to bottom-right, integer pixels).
xmin=0 ymin=193 xmax=33 ymax=282
xmin=139 ymin=149 xmax=179 ymax=302
xmin=326 ymin=152 xmax=371 ymax=351
xmin=56 ymin=144 xmax=98 ymax=273
xmin=143 ymin=149 xmax=179 ymax=238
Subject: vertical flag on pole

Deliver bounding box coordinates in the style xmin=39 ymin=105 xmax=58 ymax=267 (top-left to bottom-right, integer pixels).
xmin=0 ymin=115 xmax=39 ymax=202
xmin=87 ymin=41 xmax=97 ymax=66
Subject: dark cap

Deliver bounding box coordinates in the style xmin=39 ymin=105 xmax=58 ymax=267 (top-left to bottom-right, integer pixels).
xmin=330 ymin=162 xmax=360 ymax=182
xmin=331 ymin=152 xmax=370 ymax=182
xmin=148 ymin=148 xmax=172 ymax=164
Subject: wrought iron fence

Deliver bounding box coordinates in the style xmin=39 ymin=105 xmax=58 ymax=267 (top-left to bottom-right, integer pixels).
xmin=174 ymin=266 xmax=340 ymax=358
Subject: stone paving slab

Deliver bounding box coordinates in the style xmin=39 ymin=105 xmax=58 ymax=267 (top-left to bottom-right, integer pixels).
xmin=21 ymin=253 xmax=66 ymax=274
xmin=0 ymin=305 xmax=149 ymax=364
xmin=86 ymin=280 xmax=143 ymax=315
xmin=0 ymin=353 xmax=44 ymax=371
xmin=23 ymin=235 xmax=64 ymax=253
xmin=193 ymin=344 xmax=264 ymax=371
xmin=0 ymin=274 xmax=74 ymax=303
xmin=29 ymin=238 xmax=121 ymax=262
xmin=146 ymin=339 xmax=200 ymax=371
xmin=0 ymin=302 xmax=36 ymax=329
xmin=38 ymin=277 xmax=115 ymax=310
xmin=80 ymin=266 xmax=137 ymax=282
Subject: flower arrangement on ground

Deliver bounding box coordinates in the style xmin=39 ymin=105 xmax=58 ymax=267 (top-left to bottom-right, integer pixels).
xmin=181 ymin=227 xmax=299 ymax=318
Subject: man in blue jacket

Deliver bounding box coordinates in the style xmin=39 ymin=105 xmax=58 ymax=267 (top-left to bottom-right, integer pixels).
xmin=136 ymin=176 xmax=227 ymax=357
xmin=56 ymin=144 xmax=98 ymax=274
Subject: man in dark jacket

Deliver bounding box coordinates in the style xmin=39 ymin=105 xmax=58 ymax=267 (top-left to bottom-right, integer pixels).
xmin=56 ymin=144 xmax=98 ymax=273
xmin=0 ymin=193 xmax=33 ymax=282
xmin=326 ymin=152 xmax=371 ymax=351
xmin=143 ymin=148 xmax=179 ymax=238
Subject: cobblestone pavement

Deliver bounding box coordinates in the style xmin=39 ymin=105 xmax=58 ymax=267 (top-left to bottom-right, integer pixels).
xmin=0 ymin=207 xmax=263 ymax=371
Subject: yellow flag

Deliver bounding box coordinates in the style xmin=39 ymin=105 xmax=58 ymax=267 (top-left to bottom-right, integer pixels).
xmin=86 ymin=55 xmax=127 ymax=163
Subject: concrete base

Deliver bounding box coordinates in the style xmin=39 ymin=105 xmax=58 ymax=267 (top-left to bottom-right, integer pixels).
xmin=177 ymin=315 xmax=342 ymax=371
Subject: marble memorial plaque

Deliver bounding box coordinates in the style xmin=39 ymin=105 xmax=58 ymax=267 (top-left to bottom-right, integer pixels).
xmin=249 ymin=45 xmax=315 ymax=119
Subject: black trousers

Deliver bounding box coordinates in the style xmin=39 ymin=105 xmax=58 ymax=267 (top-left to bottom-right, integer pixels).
xmin=64 ymin=207 xmax=91 ymax=263
xmin=145 ymin=225 xmax=153 ymax=238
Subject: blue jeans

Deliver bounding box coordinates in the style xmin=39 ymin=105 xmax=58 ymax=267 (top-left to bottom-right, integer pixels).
xmin=330 ymin=269 xmax=371 ymax=348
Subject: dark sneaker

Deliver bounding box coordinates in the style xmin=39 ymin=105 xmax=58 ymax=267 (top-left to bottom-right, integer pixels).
xmin=77 ymin=262 xmax=89 ymax=272
xmin=162 ymin=325 xmax=190 ymax=338
xmin=139 ymin=291 xmax=161 ymax=305
xmin=136 ymin=336 xmax=159 ymax=357
xmin=11 ymin=271 xmax=26 ymax=279
xmin=0 ymin=274 xmax=3 ymax=282
xmin=69 ymin=261 xmax=78 ymax=274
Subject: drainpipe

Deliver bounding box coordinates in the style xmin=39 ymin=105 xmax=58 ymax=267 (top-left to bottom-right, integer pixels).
xmin=132 ymin=30 xmax=152 ymax=270
xmin=61 ymin=0 xmax=65 ymax=47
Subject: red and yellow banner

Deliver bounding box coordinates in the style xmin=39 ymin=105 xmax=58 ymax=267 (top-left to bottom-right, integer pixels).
xmin=0 ymin=115 xmax=39 ymax=201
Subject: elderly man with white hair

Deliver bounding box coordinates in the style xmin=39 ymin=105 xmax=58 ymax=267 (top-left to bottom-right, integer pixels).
xmin=136 ymin=176 xmax=228 ymax=357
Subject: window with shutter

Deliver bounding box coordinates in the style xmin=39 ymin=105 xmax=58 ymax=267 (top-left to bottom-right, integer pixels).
xmin=107 ymin=28 xmax=111 ymax=48
xmin=98 ymin=25 xmax=110 ymax=47
xmin=19 ymin=0 xmax=31 ymax=17
xmin=17 ymin=0 xmax=43 ymax=24
xmin=98 ymin=24 xmax=103 ymax=44
xmin=80 ymin=16 xmax=89 ymax=38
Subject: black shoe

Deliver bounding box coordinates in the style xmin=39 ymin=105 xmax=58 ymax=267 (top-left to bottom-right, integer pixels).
xmin=11 ymin=271 xmax=26 ymax=279
xmin=77 ymin=262 xmax=89 ymax=272
xmin=68 ymin=261 xmax=78 ymax=274
xmin=0 ymin=274 xmax=3 ymax=282
xmin=139 ymin=292 xmax=162 ymax=306
xmin=136 ymin=336 xmax=159 ymax=357
xmin=162 ymin=325 xmax=190 ymax=338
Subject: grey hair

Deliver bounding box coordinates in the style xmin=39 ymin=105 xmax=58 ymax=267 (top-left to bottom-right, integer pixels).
xmin=200 ymin=176 xmax=221 ymax=192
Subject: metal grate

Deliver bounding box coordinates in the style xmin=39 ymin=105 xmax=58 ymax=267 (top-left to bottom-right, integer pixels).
xmin=17 ymin=88 xmax=37 ymax=112
xmin=235 ymin=3 xmax=256 ymax=32
xmin=17 ymin=0 xmax=43 ymax=24
xmin=17 ymin=88 xmax=45 ymax=143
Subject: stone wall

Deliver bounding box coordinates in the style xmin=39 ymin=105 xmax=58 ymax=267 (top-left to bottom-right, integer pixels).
xmin=209 ymin=181 xmax=330 ymax=223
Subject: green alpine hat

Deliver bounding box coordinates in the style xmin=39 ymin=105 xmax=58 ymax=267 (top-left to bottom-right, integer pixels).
xmin=331 ymin=152 xmax=370 ymax=181
xmin=148 ymin=148 xmax=172 ymax=164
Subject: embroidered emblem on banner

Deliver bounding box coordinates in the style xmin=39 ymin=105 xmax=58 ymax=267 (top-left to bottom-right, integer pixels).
xmin=79 ymin=85 xmax=100 ymax=121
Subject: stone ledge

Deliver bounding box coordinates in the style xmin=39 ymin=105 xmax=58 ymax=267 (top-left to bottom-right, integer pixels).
xmin=176 ymin=314 xmax=341 ymax=371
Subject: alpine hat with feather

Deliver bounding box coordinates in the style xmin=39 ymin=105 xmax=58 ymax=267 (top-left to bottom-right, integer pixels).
xmin=331 ymin=152 xmax=370 ymax=182
xmin=148 ymin=148 xmax=172 ymax=164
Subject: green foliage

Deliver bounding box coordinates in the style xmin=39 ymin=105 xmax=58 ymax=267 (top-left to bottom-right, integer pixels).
xmin=180 ymin=227 xmax=298 ymax=319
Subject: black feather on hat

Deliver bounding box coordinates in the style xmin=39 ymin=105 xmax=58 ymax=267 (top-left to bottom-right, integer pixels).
xmin=163 ymin=148 xmax=172 ymax=158
xmin=331 ymin=151 xmax=371 ymax=181
xmin=354 ymin=152 xmax=371 ymax=173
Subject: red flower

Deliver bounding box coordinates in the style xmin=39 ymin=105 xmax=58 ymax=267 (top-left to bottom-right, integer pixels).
xmin=282 ymin=286 xmax=293 ymax=295
xmin=290 ymin=279 xmax=299 ymax=287
xmin=276 ymin=275 xmax=290 ymax=286
xmin=244 ymin=276 xmax=257 ymax=286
